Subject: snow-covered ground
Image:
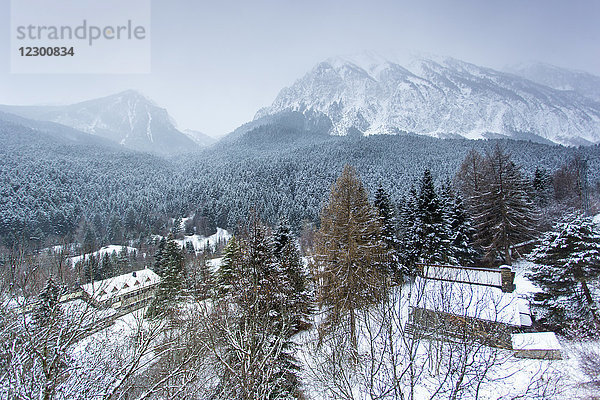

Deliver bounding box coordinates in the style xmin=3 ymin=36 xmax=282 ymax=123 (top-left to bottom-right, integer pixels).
xmin=296 ymin=260 xmax=600 ymax=399
xmin=206 ymin=257 xmax=223 ymax=274
xmin=513 ymin=260 xmax=544 ymax=297
xmin=69 ymin=245 xmax=139 ymax=265
xmin=40 ymin=242 xmax=79 ymax=255
xmin=175 ymin=227 xmax=231 ymax=253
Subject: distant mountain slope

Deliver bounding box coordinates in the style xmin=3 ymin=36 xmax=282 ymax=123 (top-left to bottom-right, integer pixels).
xmin=220 ymin=110 xmax=332 ymax=145
xmin=183 ymin=129 xmax=217 ymax=147
xmin=0 ymin=90 xmax=197 ymax=154
xmin=0 ymin=110 xmax=119 ymax=148
xmin=506 ymin=62 xmax=600 ymax=103
xmin=256 ymin=53 xmax=600 ymax=146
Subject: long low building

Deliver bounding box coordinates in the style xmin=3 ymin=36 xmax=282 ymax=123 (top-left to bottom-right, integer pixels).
xmin=407 ymin=264 xmax=532 ymax=349
xmin=416 ymin=263 xmax=516 ymax=292
xmin=81 ymin=268 xmax=161 ymax=313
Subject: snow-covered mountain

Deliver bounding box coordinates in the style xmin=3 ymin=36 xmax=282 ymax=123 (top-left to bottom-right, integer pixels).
xmin=183 ymin=129 xmax=217 ymax=147
xmin=0 ymin=90 xmax=197 ymax=154
xmin=256 ymin=53 xmax=600 ymax=146
xmin=505 ymin=62 xmax=600 ymax=103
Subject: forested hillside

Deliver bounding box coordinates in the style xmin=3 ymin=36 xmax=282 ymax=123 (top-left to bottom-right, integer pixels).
xmin=1 ymin=118 xmax=599 ymax=248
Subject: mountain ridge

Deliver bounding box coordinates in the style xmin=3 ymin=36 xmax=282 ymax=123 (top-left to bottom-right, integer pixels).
xmin=0 ymin=90 xmax=197 ymax=155
xmin=256 ymin=53 xmax=600 ymax=146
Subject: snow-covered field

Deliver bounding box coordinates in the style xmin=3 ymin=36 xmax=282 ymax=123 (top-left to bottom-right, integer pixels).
xmin=69 ymin=245 xmax=139 ymax=265
xmin=175 ymin=227 xmax=231 ymax=252
xmin=65 ymin=228 xmax=231 ymax=267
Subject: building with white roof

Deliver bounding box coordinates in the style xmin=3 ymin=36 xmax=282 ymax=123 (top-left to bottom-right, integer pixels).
xmin=81 ymin=268 xmax=161 ymax=313
xmin=417 ymin=263 xmax=516 ymax=293
xmin=407 ymin=264 xmax=532 ymax=349
xmin=512 ymin=332 xmax=562 ymax=359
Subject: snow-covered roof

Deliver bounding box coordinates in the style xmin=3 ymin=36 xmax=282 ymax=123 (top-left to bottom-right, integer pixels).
xmin=420 ymin=264 xmax=503 ymax=288
xmin=512 ymin=332 xmax=561 ymax=351
xmin=81 ymin=269 xmax=160 ymax=303
xmin=414 ymin=277 xmax=531 ymax=327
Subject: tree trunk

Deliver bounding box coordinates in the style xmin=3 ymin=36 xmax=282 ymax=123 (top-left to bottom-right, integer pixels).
xmin=580 ymin=280 xmax=599 ymax=322
xmin=504 ymin=244 xmax=512 ymax=266
xmin=350 ymin=308 xmax=358 ymax=362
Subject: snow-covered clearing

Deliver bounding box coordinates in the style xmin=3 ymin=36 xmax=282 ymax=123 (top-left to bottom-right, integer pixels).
xmin=152 ymin=228 xmax=231 ymax=253
xmin=69 ymin=245 xmax=139 ymax=265
xmin=175 ymin=227 xmax=231 ymax=252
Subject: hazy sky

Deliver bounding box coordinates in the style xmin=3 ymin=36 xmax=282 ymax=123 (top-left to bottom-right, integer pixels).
xmin=1 ymin=0 xmax=599 ymax=137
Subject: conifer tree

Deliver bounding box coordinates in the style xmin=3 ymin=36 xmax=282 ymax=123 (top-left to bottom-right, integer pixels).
xmin=99 ymin=253 xmax=114 ymax=280
xmin=153 ymin=237 xmax=167 ymax=276
xmin=398 ymin=188 xmax=421 ymax=274
xmin=273 ymin=218 xmax=293 ymax=257
xmin=528 ymin=213 xmax=600 ymax=336
xmin=314 ymin=165 xmax=386 ymax=353
xmin=192 ymin=257 xmax=214 ymax=299
xmin=440 ymin=181 xmax=478 ymax=265
xmin=244 ymin=214 xmax=276 ymax=294
xmin=450 ymin=194 xmax=478 ymax=265
xmin=417 ymin=169 xmax=454 ymax=264
xmin=276 ymin=237 xmax=313 ymax=333
xmin=172 ymin=216 xmax=183 ymax=237
xmin=83 ymin=226 xmax=96 ymax=254
xmin=34 ymin=278 xmax=63 ymax=327
xmin=532 ymin=167 xmax=553 ymax=206
xmin=216 ymin=216 xmax=301 ymax=399
xmin=146 ymin=233 xmax=185 ymax=319
xmin=471 ymin=145 xmax=538 ymax=264
xmin=400 ymin=170 xmax=454 ymax=271
xmin=455 ymin=148 xmax=485 ymax=208
xmin=216 ymin=236 xmax=243 ymax=296
xmin=374 ymin=186 xmax=403 ymax=280
xmin=184 ymin=241 xmax=195 ymax=255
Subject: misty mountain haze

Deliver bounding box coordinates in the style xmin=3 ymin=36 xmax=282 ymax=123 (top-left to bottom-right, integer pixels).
xmin=0 ymin=90 xmax=197 ymax=154
xmin=2 ymin=54 xmax=600 ymax=151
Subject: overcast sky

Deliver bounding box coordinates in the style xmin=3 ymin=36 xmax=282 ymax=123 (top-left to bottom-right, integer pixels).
xmin=1 ymin=0 xmax=599 ymax=137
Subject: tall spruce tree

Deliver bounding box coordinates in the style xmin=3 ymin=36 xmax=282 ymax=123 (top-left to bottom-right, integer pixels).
xmin=245 ymin=214 xmax=276 ymax=294
xmin=34 ymin=278 xmax=63 ymax=327
xmin=273 ymin=218 xmax=293 ymax=257
xmin=440 ymin=181 xmax=478 ymax=265
xmin=528 ymin=213 xmax=600 ymax=336
xmin=398 ymin=188 xmax=421 ymax=274
xmin=274 ymin=219 xmax=313 ymax=333
xmin=216 ymin=236 xmax=244 ymax=296
xmin=314 ymin=165 xmax=386 ymax=354
xmin=146 ymin=233 xmax=185 ymax=319
xmin=374 ymin=186 xmax=403 ymax=280
xmin=153 ymin=237 xmax=167 ymax=276
xmin=458 ymin=145 xmax=538 ymax=264
xmin=417 ymin=169 xmax=454 ymax=264
xmin=216 ymin=216 xmax=301 ymax=399
xmin=532 ymin=167 xmax=553 ymax=206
